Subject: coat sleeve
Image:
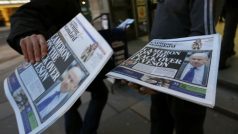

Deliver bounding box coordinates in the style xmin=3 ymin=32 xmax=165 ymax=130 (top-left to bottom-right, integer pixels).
xmin=189 ymin=0 xmax=216 ymax=36
xmin=7 ymin=2 xmax=50 ymax=54
xmin=7 ymin=0 xmax=80 ymax=54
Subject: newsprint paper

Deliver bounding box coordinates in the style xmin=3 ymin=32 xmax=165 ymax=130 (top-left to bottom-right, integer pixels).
xmin=107 ymin=34 xmax=221 ymax=108
xmin=4 ymin=13 xmax=113 ymax=134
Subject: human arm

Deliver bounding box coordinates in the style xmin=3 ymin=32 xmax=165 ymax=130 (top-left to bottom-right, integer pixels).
xmin=7 ymin=5 xmax=47 ymax=62
xmin=19 ymin=34 xmax=48 ymax=63
xmin=7 ymin=0 xmax=81 ymax=63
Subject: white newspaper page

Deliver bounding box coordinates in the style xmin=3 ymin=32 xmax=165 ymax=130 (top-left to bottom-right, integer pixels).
xmin=116 ymin=18 xmax=134 ymax=29
xmin=4 ymin=13 xmax=113 ymax=134
xmin=107 ymin=34 xmax=221 ymax=108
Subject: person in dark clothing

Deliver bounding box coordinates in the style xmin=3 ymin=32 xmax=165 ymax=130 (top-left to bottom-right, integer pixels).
xmin=213 ymin=0 xmax=225 ymax=24
xmin=129 ymin=0 xmax=215 ymax=134
xmin=219 ymin=0 xmax=238 ymax=69
xmin=7 ymin=0 xmax=108 ymax=134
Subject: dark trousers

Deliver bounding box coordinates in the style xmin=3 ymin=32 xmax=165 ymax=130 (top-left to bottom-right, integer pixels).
xmin=220 ymin=3 xmax=238 ymax=65
xmin=64 ymin=80 xmax=108 ymax=134
xmin=150 ymin=93 xmax=206 ymax=134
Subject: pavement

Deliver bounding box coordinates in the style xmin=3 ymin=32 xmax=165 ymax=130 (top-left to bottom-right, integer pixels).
xmin=0 ymin=25 xmax=238 ymax=134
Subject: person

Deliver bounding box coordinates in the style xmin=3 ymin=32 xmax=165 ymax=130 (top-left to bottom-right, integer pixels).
xmin=219 ymin=0 xmax=238 ymax=69
xmin=7 ymin=0 xmax=109 ymax=134
xmin=37 ymin=66 xmax=85 ymax=119
xmin=177 ymin=52 xmax=209 ymax=86
xmin=213 ymin=0 xmax=225 ymax=24
xmin=128 ymin=0 xmax=215 ymax=134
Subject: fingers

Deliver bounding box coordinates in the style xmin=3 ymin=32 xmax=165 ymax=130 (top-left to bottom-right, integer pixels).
xmin=38 ymin=34 xmax=48 ymax=58
xmin=138 ymin=87 xmax=157 ymax=95
xmin=20 ymin=34 xmax=48 ymax=63
xmin=120 ymin=79 xmax=128 ymax=84
xmin=128 ymin=82 xmax=141 ymax=90
xmin=31 ymin=35 xmax=41 ymax=62
xmin=20 ymin=39 xmax=29 ymax=62
xmin=128 ymin=82 xmax=157 ymax=95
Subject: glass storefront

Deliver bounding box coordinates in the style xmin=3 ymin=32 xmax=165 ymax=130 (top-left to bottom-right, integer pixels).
xmin=0 ymin=0 xmax=29 ymax=26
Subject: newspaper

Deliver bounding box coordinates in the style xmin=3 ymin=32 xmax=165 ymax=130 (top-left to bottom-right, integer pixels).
xmin=4 ymin=13 xmax=113 ymax=134
xmin=116 ymin=18 xmax=134 ymax=29
xmin=107 ymin=34 xmax=221 ymax=108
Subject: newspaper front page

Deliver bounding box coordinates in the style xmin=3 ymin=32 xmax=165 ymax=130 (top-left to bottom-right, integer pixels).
xmin=107 ymin=34 xmax=221 ymax=108
xmin=4 ymin=13 xmax=113 ymax=134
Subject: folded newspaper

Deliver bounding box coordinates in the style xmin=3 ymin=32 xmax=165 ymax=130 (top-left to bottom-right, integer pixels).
xmin=4 ymin=13 xmax=113 ymax=134
xmin=107 ymin=34 xmax=221 ymax=108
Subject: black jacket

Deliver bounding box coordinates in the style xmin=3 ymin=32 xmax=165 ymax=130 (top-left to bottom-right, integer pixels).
xmin=7 ymin=0 xmax=81 ymax=54
xmin=150 ymin=0 xmax=215 ymax=40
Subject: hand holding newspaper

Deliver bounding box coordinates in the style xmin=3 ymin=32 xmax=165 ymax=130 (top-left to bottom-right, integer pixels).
xmin=107 ymin=34 xmax=221 ymax=108
xmin=4 ymin=13 xmax=113 ymax=134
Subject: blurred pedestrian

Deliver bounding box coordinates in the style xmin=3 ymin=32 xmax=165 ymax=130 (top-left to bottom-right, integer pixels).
xmin=219 ymin=0 xmax=238 ymax=69
xmin=128 ymin=0 xmax=215 ymax=134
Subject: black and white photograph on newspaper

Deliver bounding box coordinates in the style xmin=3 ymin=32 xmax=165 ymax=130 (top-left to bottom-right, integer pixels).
xmin=175 ymin=51 xmax=212 ymax=87
xmin=35 ymin=61 xmax=87 ymax=121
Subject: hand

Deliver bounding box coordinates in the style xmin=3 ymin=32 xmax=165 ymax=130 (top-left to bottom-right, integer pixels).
xmin=120 ymin=79 xmax=128 ymax=85
xmin=20 ymin=34 xmax=48 ymax=63
xmin=127 ymin=82 xmax=157 ymax=95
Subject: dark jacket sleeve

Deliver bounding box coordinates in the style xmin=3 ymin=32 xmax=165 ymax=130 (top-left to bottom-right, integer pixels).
xmin=7 ymin=0 xmax=81 ymax=54
xmin=189 ymin=0 xmax=215 ymax=36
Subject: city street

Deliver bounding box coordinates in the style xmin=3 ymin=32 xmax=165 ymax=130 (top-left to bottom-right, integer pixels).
xmin=0 ymin=0 xmax=238 ymax=133
xmin=0 ymin=30 xmax=238 ymax=134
